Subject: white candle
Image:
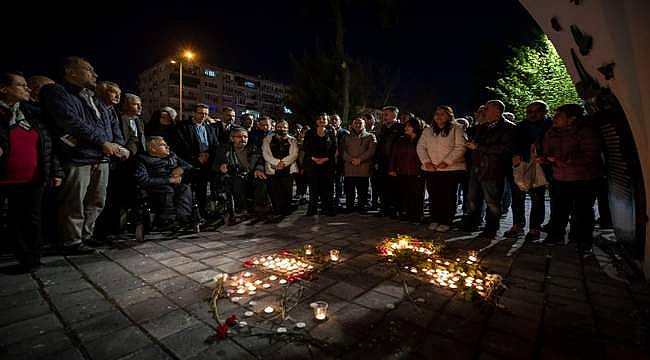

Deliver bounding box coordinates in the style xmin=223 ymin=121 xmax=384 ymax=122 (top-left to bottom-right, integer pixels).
xmin=262 ymin=283 xmax=271 ymax=289
xmin=329 ymin=249 xmax=340 ymax=262
xmin=279 ymin=279 xmax=287 ymax=285
xmin=269 ymin=275 xmax=277 ymax=281
xmin=243 ymin=272 xmax=252 ymax=278
xmin=313 ymin=301 xmax=328 ymax=320
xmin=264 ymin=306 xmax=274 ymax=314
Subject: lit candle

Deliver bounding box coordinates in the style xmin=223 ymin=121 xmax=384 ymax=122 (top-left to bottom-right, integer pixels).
xmin=468 ymin=250 xmax=479 ymax=262
xmin=236 ymin=289 xmax=246 ymax=294
xmin=329 ymin=249 xmax=340 ymax=262
xmin=264 ymin=306 xmax=274 ymax=314
xmin=237 ymin=278 xmax=245 ymax=285
xmin=243 ymin=272 xmax=252 ymax=278
xmin=398 ymin=238 xmax=408 ymax=249
xmin=244 ymin=311 xmax=254 ymax=317
xmin=269 ymin=275 xmax=277 ymax=281
xmin=254 ymin=280 xmax=262 ymax=285
xmin=313 ymin=301 xmax=328 ymax=320
xmin=304 ymin=244 xmax=313 ymax=255
xmin=279 ymin=279 xmax=287 ymax=285
xmin=247 ymin=286 xmax=256 ymax=291
xmin=262 ymin=283 xmax=271 ymax=288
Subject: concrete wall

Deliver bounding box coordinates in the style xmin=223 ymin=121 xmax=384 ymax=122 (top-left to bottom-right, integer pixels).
xmin=518 ymin=0 xmax=650 ymax=276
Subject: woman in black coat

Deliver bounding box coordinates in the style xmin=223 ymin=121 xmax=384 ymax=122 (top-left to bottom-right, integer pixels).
xmin=302 ymin=113 xmax=337 ymax=216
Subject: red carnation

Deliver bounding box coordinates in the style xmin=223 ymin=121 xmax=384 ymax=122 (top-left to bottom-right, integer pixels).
xmin=225 ymin=315 xmax=238 ymax=326
xmin=216 ymin=324 xmax=229 ymax=339
xmin=280 ymin=249 xmax=288 ymax=256
xmin=243 ymin=260 xmax=254 ymax=267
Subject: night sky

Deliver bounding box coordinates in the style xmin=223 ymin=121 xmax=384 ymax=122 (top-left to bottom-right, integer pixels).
xmin=2 ymin=0 xmax=541 ymax=117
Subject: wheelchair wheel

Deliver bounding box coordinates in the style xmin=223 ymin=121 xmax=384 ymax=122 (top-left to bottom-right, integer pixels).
xmin=135 ymin=223 xmax=146 ymax=242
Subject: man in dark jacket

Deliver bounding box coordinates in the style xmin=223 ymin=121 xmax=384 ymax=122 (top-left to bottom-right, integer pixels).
xmin=214 ymin=127 xmax=267 ymax=221
xmin=172 ymin=103 xmax=219 ymax=217
xmin=248 ymin=116 xmax=272 ymax=148
xmin=375 ymin=106 xmax=404 ymax=218
xmin=504 ymin=100 xmax=552 ymax=240
xmin=0 ymin=72 xmax=63 ymax=270
xmin=464 ymin=100 xmax=516 ymax=238
xmin=40 ymin=57 xmax=126 ymax=254
xmin=135 ymin=136 xmax=193 ymax=228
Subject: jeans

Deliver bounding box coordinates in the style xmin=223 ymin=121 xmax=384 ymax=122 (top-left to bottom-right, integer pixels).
xmin=510 ymin=182 xmax=546 ymax=229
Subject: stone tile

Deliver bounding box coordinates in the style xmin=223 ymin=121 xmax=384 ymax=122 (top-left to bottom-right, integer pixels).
xmin=309 ymin=319 xmax=359 ymax=347
xmin=353 ymin=290 xmax=401 ymax=311
xmin=113 ymin=285 xmax=161 ymax=307
xmin=124 ymin=296 xmax=178 ymax=323
xmin=187 ymin=269 xmax=220 ymax=284
xmin=410 ymin=332 xmax=477 ymax=359
xmin=141 ymin=309 xmax=200 ymax=339
xmin=85 ymin=326 xmax=152 ymax=360
xmin=49 ymin=288 xmax=105 ymax=310
xmin=48 ymin=347 xmax=85 ymax=360
xmin=0 ymin=313 xmax=62 ymax=346
xmin=0 ymin=298 xmax=51 ymax=327
xmin=147 ymin=250 xmax=181 ymax=261
xmin=331 ymin=303 xmax=383 ymax=331
xmin=174 ymin=261 xmax=210 ymax=275
xmin=2 ymin=328 xmax=73 ymax=359
xmin=387 ymin=301 xmax=437 ymax=328
xmin=154 ymin=276 xmax=197 ymax=294
xmin=167 ymin=286 xmax=212 ymax=308
xmin=323 ymin=281 xmax=366 ymax=301
xmin=44 ymin=280 xmax=94 ymax=296
xmin=216 ymin=261 xmax=246 ymax=274
xmin=480 ymin=330 xmax=536 ymax=359
xmin=174 ymin=245 xmax=206 ymax=255
xmin=58 ymin=298 xmax=115 ymax=324
xmin=0 ymin=289 xmax=44 ymax=309
xmin=138 ymin=268 xmax=178 ymax=284
xmin=73 ymin=311 xmax=132 ymax=343
xmin=161 ymin=323 xmax=213 ymax=359
xmin=431 ymin=313 xmax=483 ymax=343
xmin=159 ymin=256 xmax=193 ymax=267
xmin=116 ymin=345 xmax=173 ymax=360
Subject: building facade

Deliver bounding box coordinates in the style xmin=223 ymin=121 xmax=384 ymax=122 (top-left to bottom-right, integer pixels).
xmin=138 ymin=60 xmax=288 ymax=122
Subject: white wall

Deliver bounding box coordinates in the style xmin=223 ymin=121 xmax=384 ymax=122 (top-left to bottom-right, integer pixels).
xmin=518 ymin=0 xmax=650 ymax=276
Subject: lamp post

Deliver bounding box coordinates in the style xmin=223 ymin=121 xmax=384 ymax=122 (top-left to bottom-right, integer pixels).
xmin=170 ymin=50 xmax=195 ymax=122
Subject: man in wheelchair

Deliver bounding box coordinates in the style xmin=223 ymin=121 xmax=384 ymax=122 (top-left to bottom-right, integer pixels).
xmin=134 ymin=136 xmax=193 ymax=229
xmin=213 ymin=127 xmax=268 ymax=223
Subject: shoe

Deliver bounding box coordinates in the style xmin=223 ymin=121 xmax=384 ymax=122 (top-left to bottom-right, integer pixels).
xmin=525 ymin=229 xmax=541 ymax=240
xmin=477 ymin=230 xmax=496 ymax=239
xmin=435 ymin=224 xmax=450 ymax=233
xmin=504 ymin=225 xmax=524 ymax=238
xmin=63 ymin=244 xmax=96 ymax=255
xmin=428 ymin=223 xmax=439 ymax=231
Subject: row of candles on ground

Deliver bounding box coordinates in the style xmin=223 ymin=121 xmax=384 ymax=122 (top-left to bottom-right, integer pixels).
xmin=387 ymin=237 xmax=437 ymax=256
xmin=245 ymin=301 xmax=329 ymax=321
xmin=249 ymin=246 xmax=341 ymax=275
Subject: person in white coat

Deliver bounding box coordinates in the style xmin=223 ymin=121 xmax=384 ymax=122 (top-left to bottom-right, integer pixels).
xmin=262 ymin=120 xmax=298 ymax=215
xmin=417 ymin=105 xmax=467 ymax=232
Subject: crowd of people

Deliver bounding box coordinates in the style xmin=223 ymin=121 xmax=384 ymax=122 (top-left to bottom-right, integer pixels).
xmin=0 ymin=56 xmax=611 ymax=272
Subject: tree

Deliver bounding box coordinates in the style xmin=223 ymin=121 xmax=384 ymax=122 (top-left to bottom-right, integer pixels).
xmin=487 ymin=35 xmax=581 ymax=121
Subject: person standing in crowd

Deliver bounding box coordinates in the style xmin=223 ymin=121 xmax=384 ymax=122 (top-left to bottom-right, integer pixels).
xmin=119 ymin=94 xmax=146 ymax=156
xmin=249 ymin=115 xmax=273 ymax=148
xmin=96 ymin=81 xmax=121 ymax=126
xmin=341 ymin=115 xmax=376 ymax=213
xmin=294 ymin=124 xmax=310 ymax=205
xmin=25 ymin=76 xmax=55 ymax=112
xmin=134 ymin=136 xmax=193 ymax=229
xmin=217 ymin=106 xmax=236 ymax=144
xmin=145 ymin=106 xmax=177 ymax=140
xmin=364 ymin=112 xmax=380 ymax=210
xmin=262 ymin=120 xmax=298 ymax=216
xmin=375 ymin=106 xmax=404 ymax=218
xmin=0 ymin=72 xmax=62 ymax=271
xmin=239 ymin=113 xmax=255 ymax=132
xmin=417 ymin=105 xmax=466 ymax=232
xmin=389 ymin=116 xmax=425 ymax=223
xmin=40 ymin=57 xmax=126 ymax=254
xmin=172 ymin=103 xmax=219 ymax=218
xmin=463 ymin=100 xmax=516 ymax=238
xmin=214 ymin=127 xmax=267 ymax=221
xmin=505 ymin=100 xmax=552 ymax=240
xmin=331 ymin=113 xmax=349 ymax=209
xmin=303 ymin=113 xmax=337 ymax=216
xmin=541 ymin=104 xmax=603 ymax=255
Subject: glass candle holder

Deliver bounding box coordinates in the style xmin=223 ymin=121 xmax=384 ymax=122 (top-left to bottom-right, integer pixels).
xmin=329 ymin=249 xmax=340 ymax=262
xmin=313 ymin=301 xmax=328 ymax=320
xmin=398 ymin=238 xmax=409 ymax=249
xmin=304 ymin=244 xmax=313 ymax=256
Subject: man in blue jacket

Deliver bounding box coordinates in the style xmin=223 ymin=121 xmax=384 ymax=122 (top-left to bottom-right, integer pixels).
xmin=40 ymin=57 xmax=126 ymax=254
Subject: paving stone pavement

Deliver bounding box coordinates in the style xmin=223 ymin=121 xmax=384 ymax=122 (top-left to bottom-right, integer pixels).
xmin=1 ymin=204 xmax=649 ymax=359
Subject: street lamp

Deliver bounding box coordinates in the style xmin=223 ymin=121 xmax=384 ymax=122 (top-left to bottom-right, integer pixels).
xmin=170 ymin=50 xmax=195 ymax=121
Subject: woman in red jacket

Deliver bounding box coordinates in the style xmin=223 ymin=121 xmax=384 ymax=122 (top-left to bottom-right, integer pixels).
xmin=389 ymin=116 xmax=425 ymax=223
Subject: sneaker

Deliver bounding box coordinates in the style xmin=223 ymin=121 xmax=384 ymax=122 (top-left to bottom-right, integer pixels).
xmin=504 ymin=225 xmax=524 ymax=238
xmin=435 ymin=224 xmax=450 ymax=233
xmin=525 ymin=229 xmax=541 ymax=240
xmin=428 ymin=223 xmax=439 ymax=231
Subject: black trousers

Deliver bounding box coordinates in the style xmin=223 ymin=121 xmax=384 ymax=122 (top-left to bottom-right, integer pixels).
xmin=96 ymin=166 xmax=134 ymax=237
xmin=294 ymin=172 xmax=308 ymax=196
xmin=426 ymin=171 xmax=464 ymax=225
xmin=344 ymin=176 xmax=370 ymax=210
xmin=1 ymin=183 xmax=44 ymax=267
xmin=308 ymin=164 xmax=334 ymax=213
xmin=398 ymin=175 xmax=424 ymax=222
xmin=370 ymin=173 xmax=380 ymax=208
xmin=550 ymin=179 xmax=597 ymax=250
xmin=146 ymin=184 xmax=192 ymax=224
xmin=377 ymin=171 xmax=400 ymax=216
xmin=269 ymin=175 xmax=293 ymax=214
xmin=510 ymin=182 xmax=546 ymax=229
xmin=223 ymin=174 xmax=268 ymax=214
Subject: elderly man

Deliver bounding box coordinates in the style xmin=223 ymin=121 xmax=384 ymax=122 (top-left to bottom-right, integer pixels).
xmin=375 ymin=106 xmax=404 ymax=218
xmin=214 ymin=127 xmax=267 ymax=221
xmin=40 ymin=57 xmax=126 ymax=254
xmin=262 ymin=120 xmax=298 ymax=215
xmin=341 ymin=116 xmax=376 ymax=213
xmin=135 ymin=136 xmax=193 ymax=229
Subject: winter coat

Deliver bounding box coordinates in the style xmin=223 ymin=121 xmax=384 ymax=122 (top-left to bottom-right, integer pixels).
xmin=416 ymin=123 xmax=466 ymax=172
xmin=542 ymin=123 xmax=603 ymax=182
xmin=262 ymin=134 xmax=299 ymax=175
xmin=341 ymin=129 xmax=376 ymax=177
xmin=134 ymin=151 xmax=192 ymax=188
